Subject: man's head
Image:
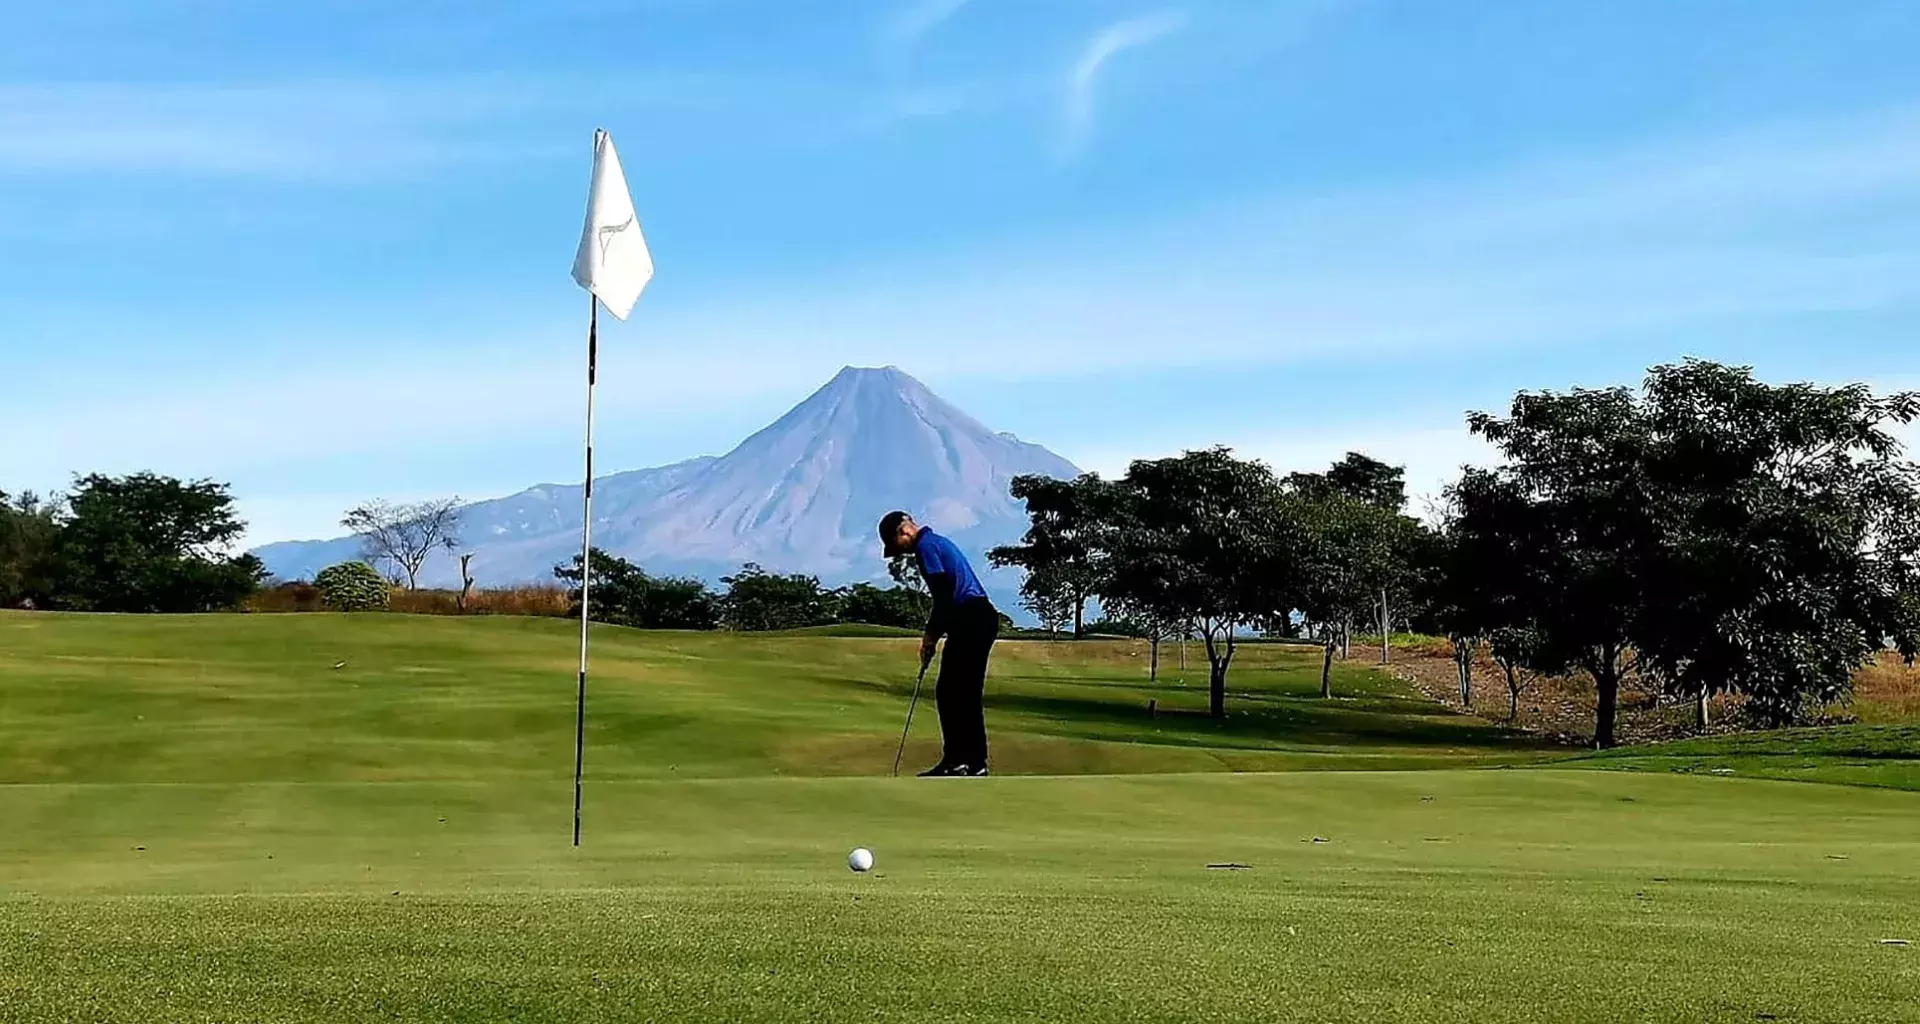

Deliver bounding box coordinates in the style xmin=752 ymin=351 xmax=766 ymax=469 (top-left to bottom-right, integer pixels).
xmin=878 ymin=510 xmax=921 ymax=558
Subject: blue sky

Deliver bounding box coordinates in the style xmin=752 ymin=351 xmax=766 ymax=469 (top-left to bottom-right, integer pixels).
xmin=6 ymin=0 xmax=1920 ymax=543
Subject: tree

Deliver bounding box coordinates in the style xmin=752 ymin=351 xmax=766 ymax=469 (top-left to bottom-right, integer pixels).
xmin=0 ymin=490 xmax=60 ymax=609
xmin=54 ymin=473 xmax=264 ymax=613
xmin=719 ymin=563 xmax=837 ymax=631
xmin=1462 ymin=361 xmax=1920 ymax=744
xmin=887 ymin=555 xmax=925 ymax=594
xmin=1489 ymin=625 xmax=1542 ymax=723
xmin=556 ymin=549 xmax=721 ymax=630
xmin=342 ymin=497 xmax=462 ymax=590
xmin=1020 ymin=578 xmax=1076 ymax=638
xmin=1100 ymin=598 xmax=1185 ymax=683
xmin=455 ymin=553 xmax=476 ymax=612
xmin=1290 ymin=454 xmax=1414 ymax=664
xmin=1465 ymin=386 xmax=1655 ymax=748
xmin=1104 ymin=448 xmax=1297 ymax=718
xmin=991 ymin=474 xmax=1115 ymax=638
xmin=1286 ymin=451 xmax=1409 ymax=512
xmin=1414 ymin=512 xmax=1480 ymax=709
xmin=1630 ymin=361 xmax=1920 ymax=726
xmin=1292 ymin=492 xmax=1411 ymax=699
xmin=315 ymin=561 xmax=390 ymax=611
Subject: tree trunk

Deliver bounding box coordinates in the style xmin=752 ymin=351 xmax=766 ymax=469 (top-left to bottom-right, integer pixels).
xmin=1149 ymin=636 xmax=1160 ymax=683
xmin=1321 ymin=641 xmax=1334 ymax=699
xmin=1504 ymin=662 xmax=1520 ymax=723
xmin=1593 ymin=657 xmax=1620 ymax=749
xmin=1455 ymin=640 xmax=1473 ymax=708
xmin=1202 ymin=626 xmax=1231 ymax=719
xmin=1210 ymin=658 xmax=1227 ymax=718
xmin=456 ymin=554 xmax=475 ymax=613
xmin=1379 ymin=588 xmax=1391 ymax=665
xmin=1073 ymin=595 xmax=1084 ymax=640
xmin=1695 ymin=690 xmax=1709 ymax=729
xmin=1339 ymin=619 xmax=1350 ymax=660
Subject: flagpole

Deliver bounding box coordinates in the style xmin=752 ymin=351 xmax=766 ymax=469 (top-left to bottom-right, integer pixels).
xmin=573 ymin=292 xmax=597 ymax=847
xmin=569 ymin=124 xmax=646 ymax=846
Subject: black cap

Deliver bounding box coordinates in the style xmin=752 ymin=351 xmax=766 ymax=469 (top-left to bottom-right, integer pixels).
xmin=878 ymin=510 xmax=911 ymax=557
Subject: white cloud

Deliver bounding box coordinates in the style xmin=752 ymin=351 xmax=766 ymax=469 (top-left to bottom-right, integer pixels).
xmin=12 ymin=103 xmax=1920 ymax=542
xmin=1058 ymin=10 xmax=1190 ymax=161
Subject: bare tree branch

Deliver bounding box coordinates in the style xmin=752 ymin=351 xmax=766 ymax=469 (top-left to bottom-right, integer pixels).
xmin=341 ymin=497 xmax=463 ymax=590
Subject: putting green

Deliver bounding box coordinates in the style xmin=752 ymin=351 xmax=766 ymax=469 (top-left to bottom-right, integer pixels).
xmin=3 ymin=613 xmax=1918 ymax=1022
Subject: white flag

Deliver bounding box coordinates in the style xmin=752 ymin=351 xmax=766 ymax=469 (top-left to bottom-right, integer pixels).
xmin=571 ymin=129 xmax=653 ymax=320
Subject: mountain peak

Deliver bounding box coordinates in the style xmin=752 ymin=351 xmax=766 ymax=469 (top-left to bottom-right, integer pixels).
xmin=826 ymin=364 xmax=920 ymax=389
xmin=254 ymin=366 xmax=1080 ymax=616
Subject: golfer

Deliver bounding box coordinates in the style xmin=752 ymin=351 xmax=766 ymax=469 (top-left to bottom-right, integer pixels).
xmin=879 ymin=510 xmax=998 ymax=777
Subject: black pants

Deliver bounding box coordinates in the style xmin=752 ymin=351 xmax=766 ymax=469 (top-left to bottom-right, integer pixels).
xmin=936 ymin=599 xmax=999 ymax=767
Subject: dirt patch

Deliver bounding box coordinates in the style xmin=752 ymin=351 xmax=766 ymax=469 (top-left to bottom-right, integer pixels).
xmin=1379 ymin=644 xmax=1739 ymax=748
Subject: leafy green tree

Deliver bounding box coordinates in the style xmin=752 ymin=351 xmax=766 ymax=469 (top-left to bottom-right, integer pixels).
xmin=1292 ymin=491 xmax=1413 ymax=698
xmin=1464 ymin=385 xmax=1656 ymax=748
xmin=1290 ymin=454 xmax=1418 ymax=664
xmin=1489 ymin=625 xmax=1543 ymax=724
xmin=1286 ymin=452 xmax=1407 ymax=511
xmin=719 ymin=563 xmax=837 ymax=631
xmin=1419 ymin=471 xmax=1545 ymax=712
xmin=315 ymin=561 xmax=391 ymax=611
xmin=54 ymin=473 xmax=264 ymax=613
xmin=1631 ymin=361 xmax=1920 ymax=726
xmin=834 ymin=582 xmax=931 ymax=629
xmin=0 ymin=490 xmax=61 ymax=608
xmin=1459 ymin=360 xmax=1920 ymax=744
xmin=991 ymin=473 xmax=1115 ymax=638
xmin=555 ymin=549 xmax=720 ymax=630
xmin=1020 ymin=578 xmax=1076 ymax=637
xmin=1104 ymin=448 xmax=1298 ymax=717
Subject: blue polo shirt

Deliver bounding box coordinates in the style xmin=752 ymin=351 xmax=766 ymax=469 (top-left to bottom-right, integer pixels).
xmin=915 ymin=528 xmax=988 ymax=604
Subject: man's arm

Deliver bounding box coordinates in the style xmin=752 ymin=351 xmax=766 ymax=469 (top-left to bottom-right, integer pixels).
xmin=921 ymin=571 xmax=955 ymax=666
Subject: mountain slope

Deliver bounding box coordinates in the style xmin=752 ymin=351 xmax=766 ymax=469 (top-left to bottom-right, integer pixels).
xmin=254 ymin=367 xmax=1078 ymax=609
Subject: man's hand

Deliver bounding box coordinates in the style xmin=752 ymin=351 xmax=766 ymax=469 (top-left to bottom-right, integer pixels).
xmin=920 ymin=635 xmax=939 ymax=671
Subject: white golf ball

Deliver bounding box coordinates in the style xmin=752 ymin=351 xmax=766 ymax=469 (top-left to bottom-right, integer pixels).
xmin=848 ymin=847 xmax=874 ymax=873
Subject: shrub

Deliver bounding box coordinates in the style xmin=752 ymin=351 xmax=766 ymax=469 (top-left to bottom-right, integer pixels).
xmin=246 ymin=581 xmax=325 ymax=613
xmin=315 ymin=561 xmax=390 ymax=611
xmin=389 ymin=584 xmax=573 ymax=617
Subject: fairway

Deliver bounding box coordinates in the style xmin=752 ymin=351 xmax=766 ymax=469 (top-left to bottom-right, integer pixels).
xmin=4 ymin=613 xmax=1920 ymax=1022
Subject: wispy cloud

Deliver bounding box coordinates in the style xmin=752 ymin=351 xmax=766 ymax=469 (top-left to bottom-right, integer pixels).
xmin=13 ymin=103 xmax=1920 ymax=542
xmin=0 ymin=81 xmax=529 ymax=180
xmin=1058 ymin=10 xmax=1190 ymax=161
xmin=882 ymin=0 xmax=974 ymax=61
xmin=0 ymin=72 xmax=769 ymax=180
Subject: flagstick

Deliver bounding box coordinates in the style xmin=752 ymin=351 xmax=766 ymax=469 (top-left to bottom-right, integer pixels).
xmin=573 ymin=295 xmax=598 ymax=847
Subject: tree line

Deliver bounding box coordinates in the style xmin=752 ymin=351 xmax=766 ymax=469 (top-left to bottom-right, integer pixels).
xmin=993 ymin=360 xmax=1920 ymax=747
xmin=0 ymin=473 xmax=264 ymax=612
xmin=548 ymin=549 xmax=952 ymax=632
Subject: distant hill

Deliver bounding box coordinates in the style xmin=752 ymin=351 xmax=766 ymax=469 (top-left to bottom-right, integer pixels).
xmin=252 ymin=366 xmax=1080 ymax=613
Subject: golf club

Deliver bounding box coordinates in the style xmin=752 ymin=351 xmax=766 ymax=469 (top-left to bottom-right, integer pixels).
xmin=891 ymin=658 xmax=932 ymax=777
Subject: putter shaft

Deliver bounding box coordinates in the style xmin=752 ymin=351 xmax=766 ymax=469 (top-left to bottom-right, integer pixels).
xmin=891 ymin=661 xmax=930 ymax=777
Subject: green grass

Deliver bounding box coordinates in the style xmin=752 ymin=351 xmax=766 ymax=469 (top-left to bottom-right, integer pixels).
xmin=4 ymin=611 xmax=1920 ymax=1023
xmin=1569 ymin=724 xmax=1920 ymax=790
xmin=0 ymin=611 xmax=1543 ymax=784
